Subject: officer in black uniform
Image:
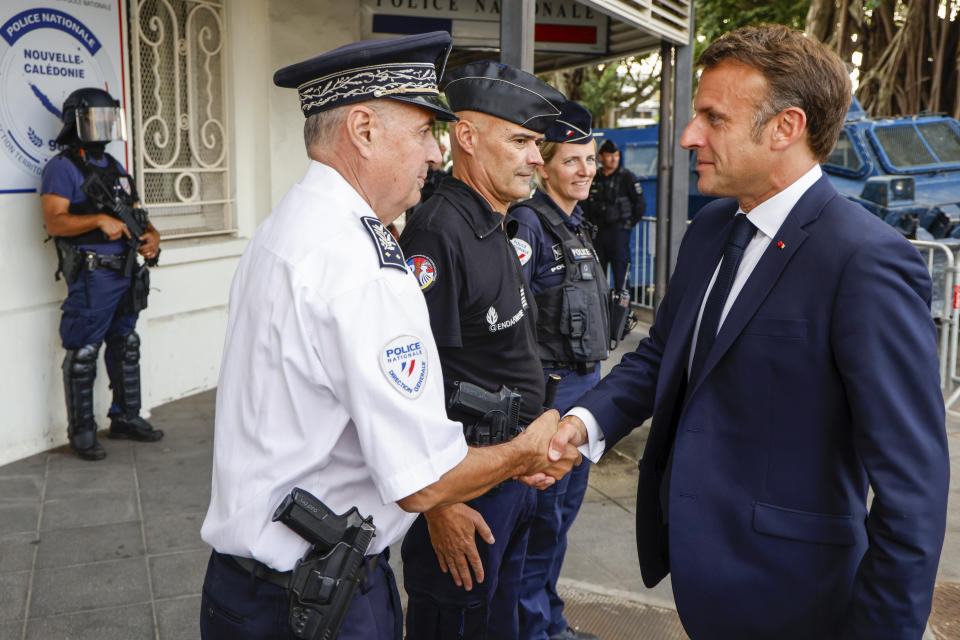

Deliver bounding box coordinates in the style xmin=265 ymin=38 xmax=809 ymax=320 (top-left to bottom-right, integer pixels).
xmin=582 ymin=138 xmax=645 ymax=290
xmin=508 ymin=101 xmax=605 ymax=640
xmin=40 ymin=87 xmax=163 ymax=461
xmin=399 ymin=61 xmax=567 ymax=640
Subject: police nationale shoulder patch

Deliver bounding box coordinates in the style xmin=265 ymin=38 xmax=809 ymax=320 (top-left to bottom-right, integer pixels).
xmin=361 ymin=216 xmax=407 ymax=271
xmin=406 ymin=254 xmax=438 ymax=291
xmin=380 ymin=335 xmax=428 ymax=398
xmin=510 ymin=238 xmax=532 ymax=266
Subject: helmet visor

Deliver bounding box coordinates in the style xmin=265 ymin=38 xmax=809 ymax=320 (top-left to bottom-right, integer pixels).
xmin=75 ymin=106 xmax=126 ymax=142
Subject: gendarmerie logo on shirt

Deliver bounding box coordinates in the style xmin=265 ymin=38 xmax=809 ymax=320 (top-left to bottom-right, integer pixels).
xmin=486 ymin=304 xmax=525 ymax=333
xmin=380 ymin=335 xmax=428 ymax=398
xmin=406 ymin=254 xmax=437 ymax=291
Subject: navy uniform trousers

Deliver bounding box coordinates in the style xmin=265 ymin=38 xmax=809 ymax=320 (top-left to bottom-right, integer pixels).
xmin=402 ymin=480 xmax=537 ymax=639
xmin=200 ymin=549 xmax=402 ymax=639
xmin=518 ymin=367 xmax=599 ymax=639
xmin=593 ymin=226 xmax=631 ymax=291
xmin=60 ymin=256 xmax=137 ymax=415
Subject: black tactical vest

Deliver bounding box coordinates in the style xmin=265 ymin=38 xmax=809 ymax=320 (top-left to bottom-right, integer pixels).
xmin=58 ymin=147 xmax=138 ymax=245
xmin=514 ymin=196 xmax=610 ymax=364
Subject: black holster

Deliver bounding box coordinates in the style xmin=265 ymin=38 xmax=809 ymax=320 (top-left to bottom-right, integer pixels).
xmin=127 ymin=264 xmax=150 ymax=314
xmin=273 ymin=489 xmax=375 ymax=640
xmin=55 ymin=239 xmax=85 ymax=284
xmin=446 ymin=381 xmax=521 ymax=446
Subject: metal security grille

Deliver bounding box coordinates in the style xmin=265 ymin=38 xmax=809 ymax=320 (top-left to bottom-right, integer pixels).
xmin=129 ymin=0 xmax=233 ymax=238
xmin=919 ymin=121 xmax=960 ymax=164
xmin=874 ymin=124 xmax=938 ymax=168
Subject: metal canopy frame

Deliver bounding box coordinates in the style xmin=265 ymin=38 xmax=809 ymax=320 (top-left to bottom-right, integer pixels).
xmin=495 ymin=0 xmax=693 ymax=309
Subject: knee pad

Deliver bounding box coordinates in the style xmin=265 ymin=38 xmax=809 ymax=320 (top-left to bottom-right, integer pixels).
xmin=63 ymin=343 xmax=100 ymax=382
xmin=108 ymin=331 xmax=140 ymax=364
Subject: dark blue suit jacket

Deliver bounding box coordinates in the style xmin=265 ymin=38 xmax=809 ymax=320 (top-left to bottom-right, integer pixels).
xmin=576 ymin=176 xmax=949 ymax=638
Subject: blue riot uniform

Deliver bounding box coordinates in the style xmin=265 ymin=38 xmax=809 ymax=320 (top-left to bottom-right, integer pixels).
xmin=43 ymin=153 xmax=138 ymax=354
xmin=42 ymin=143 xmax=162 ymax=461
xmin=508 ymin=189 xmax=608 ymax=640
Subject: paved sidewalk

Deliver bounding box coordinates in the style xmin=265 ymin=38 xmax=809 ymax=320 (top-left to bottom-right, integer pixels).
xmin=0 ymin=319 xmax=957 ymax=639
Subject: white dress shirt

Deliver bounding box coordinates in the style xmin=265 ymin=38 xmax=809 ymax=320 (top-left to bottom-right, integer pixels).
xmin=570 ymin=165 xmax=823 ymax=462
xmin=201 ymin=161 xmax=468 ymax=569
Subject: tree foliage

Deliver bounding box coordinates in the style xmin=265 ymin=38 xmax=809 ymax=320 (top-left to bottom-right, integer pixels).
xmin=547 ymin=59 xmax=660 ymax=127
xmin=695 ymin=0 xmax=810 ymax=60
xmin=808 ymin=0 xmax=960 ymax=118
xmin=550 ymin=0 xmax=960 ymax=125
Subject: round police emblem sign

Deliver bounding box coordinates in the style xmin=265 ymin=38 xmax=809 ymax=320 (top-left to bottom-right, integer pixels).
xmin=380 ymin=335 xmax=428 ymax=399
xmin=406 ymin=254 xmax=437 ymax=291
xmin=0 ymin=6 xmax=121 ymax=186
xmin=510 ymin=237 xmax=532 ymax=266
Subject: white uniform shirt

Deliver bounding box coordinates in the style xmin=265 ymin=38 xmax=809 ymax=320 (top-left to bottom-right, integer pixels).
xmin=201 ymin=161 xmax=469 ymax=570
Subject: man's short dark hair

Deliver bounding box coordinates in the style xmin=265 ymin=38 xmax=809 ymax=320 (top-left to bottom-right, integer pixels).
xmin=697 ymin=24 xmax=851 ymax=163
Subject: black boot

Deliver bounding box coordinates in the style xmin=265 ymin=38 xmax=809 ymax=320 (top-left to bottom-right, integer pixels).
xmin=106 ymin=331 xmax=164 ymax=442
xmin=63 ymin=344 xmax=106 ymax=460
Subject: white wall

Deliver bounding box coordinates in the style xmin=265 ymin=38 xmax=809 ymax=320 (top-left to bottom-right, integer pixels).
xmin=0 ymin=0 xmax=293 ymax=467
xmin=267 ymin=0 xmax=361 ymax=205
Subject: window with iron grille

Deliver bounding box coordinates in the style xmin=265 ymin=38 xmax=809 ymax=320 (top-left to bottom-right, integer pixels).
xmin=130 ymin=0 xmax=233 ymax=239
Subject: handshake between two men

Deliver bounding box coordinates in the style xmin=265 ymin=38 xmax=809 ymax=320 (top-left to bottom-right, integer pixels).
xmin=397 ymin=409 xmax=583 ymax=515
xmin=394 ymin=409 xmax=583 ymax=592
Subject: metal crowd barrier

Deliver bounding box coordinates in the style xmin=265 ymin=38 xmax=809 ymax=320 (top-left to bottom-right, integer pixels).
xmin=628 ymin=216 xmax=658 ymax=310
xmin=628 ymin=229 xmax=960 ymax=413
xmin=910 ymin=240 xmax=960 ymax=415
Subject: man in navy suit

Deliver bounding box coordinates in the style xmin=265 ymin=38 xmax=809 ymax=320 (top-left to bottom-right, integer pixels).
xmin=545 ymin=24 xmax=950 ymax=638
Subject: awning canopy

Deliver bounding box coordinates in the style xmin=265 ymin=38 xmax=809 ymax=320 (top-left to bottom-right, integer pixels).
xmin=359 ymin=0 xmax=692 ymax=73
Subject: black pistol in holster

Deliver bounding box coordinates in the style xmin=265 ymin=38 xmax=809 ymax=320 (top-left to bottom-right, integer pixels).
xmin=447 ymin=381 xmax=521 ymax=446
xmin=272 ymin=488 xmax=376 ymax=640
xmin=80 ymin=172 xmax=160 ymax=278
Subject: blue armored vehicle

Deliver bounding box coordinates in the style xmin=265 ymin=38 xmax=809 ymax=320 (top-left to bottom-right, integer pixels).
xmin=823 ymin=98 xmax=960 ymax=240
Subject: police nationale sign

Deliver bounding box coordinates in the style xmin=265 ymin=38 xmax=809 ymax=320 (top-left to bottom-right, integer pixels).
xmin=0 ymin=1 xmax=125 ymax=193
xmin=361 ymin=0 xmax=608 ymax=54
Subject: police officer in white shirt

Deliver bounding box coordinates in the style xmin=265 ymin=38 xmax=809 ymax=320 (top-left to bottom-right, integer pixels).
xmin=199 ymin=32 xmax=580 ymax=640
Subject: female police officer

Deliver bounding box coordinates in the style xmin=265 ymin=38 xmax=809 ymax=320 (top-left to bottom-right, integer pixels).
xmin=508 ymin=101 xmax=606 ymax=640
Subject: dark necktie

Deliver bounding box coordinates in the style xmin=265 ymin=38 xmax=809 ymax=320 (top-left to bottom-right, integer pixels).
xmin=660 ymin=213 xmax=756 ymax=524
xmin=688 ymin=213 xmax=756 ymax=386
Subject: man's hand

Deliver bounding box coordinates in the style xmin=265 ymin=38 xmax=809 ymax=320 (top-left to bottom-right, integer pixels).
xmin=425 ymin=503 xmax=494 ymax=591
xmin=550 ymin=415 xmax=588 ymax=459
xmin=138 ymin=226 xmax=160 ymax=260
xmin=520 ymin=414 xmax=590 ymax=488
xmin=98 ymin=215 xmax=131 ymax=241
xmin=515 ymin=410 xmax=580 ymax=488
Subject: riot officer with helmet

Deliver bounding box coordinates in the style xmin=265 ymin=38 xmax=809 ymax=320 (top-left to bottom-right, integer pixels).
xmin=40 ymin=87 xmax=163 ymax=461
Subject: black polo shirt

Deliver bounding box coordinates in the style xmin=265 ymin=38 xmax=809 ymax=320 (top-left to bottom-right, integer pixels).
xmin=400 ymin=176 xmax=545 ymax=424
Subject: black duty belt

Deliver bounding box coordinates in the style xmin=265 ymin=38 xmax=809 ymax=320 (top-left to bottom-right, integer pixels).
xmin=83 ymin=250 xmax=126 ymax=272
xmin=542 ymin=361 xmax=598 ymax=375
xmin=227 ymin=554 xmax=292 ymax=588
xmin=227 ymin=552 xmax=382 ymax=589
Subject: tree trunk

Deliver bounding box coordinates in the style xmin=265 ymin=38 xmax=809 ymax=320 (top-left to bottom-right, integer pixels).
xmin=806 ymin=0 xmax=835 ymax=42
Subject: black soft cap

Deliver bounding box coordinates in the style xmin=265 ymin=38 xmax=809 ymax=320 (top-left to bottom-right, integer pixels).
xmin=598 ymin=139 xmax=619 ymax=154
xmin=442 ymin=61 xmax=566 ymax=133
xmin=274 ymin=31 xmax=457 ymax=121
xmin=544 ymin=100 xmax=593 ymax=144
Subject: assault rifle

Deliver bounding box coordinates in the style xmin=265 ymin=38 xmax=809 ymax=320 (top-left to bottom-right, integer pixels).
xmin=80 ymin=172 xmax=159 ymax=278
